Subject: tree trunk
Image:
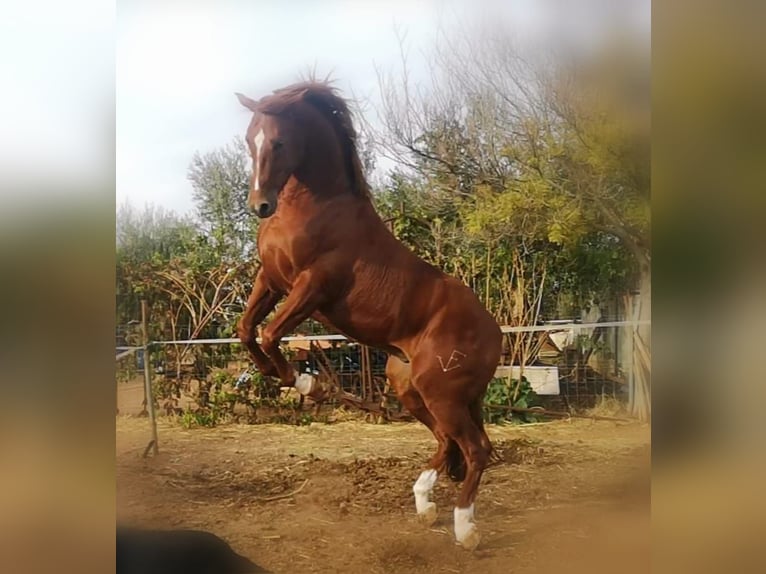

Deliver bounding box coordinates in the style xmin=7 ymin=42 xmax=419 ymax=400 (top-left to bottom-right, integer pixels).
xmin=628 ymin=265 xmax=651 ymax=421
xmin=638 ymin=265 xmax=651 ymax=346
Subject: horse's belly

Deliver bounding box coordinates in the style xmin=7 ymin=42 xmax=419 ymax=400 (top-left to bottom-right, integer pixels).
xmin=311 ymin=310 xmax=386 ymax=346
xmin=312 ymin=308 xmax=405 ymax=358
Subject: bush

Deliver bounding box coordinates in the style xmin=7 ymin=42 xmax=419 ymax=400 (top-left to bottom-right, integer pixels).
xmin=482 ymin=376 xmax=541 ymax=424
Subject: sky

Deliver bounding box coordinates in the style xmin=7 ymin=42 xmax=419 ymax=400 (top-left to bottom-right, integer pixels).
xmin=116 ymin=0 xmax=650 ymax=216
xmin=0 ymin=0 xmax=113 ymax=198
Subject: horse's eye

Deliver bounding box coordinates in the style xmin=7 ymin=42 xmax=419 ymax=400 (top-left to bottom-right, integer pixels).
xmin=272 ymin=139 xmax=284 ymax=151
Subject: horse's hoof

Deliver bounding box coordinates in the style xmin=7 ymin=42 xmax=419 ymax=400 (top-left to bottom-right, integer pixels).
xmin=417 ymin=502 xmax=438 ymax=526
xmin=456 ymin=524 xmax=481 ymax=551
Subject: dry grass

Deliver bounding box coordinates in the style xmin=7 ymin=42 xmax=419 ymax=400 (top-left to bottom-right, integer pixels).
xmin=585 ymin=394 xmax=629 ymax=418
xmin=327 ymin=405 xmax=369 ymax=422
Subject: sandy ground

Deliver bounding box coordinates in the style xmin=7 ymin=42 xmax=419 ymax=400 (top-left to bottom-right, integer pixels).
xmin=117 ymin=406 xmax=650 ymax=574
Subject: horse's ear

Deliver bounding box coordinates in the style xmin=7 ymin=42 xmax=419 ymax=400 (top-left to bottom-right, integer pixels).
xmin=235 ymin=92 xmax=258 ymax=112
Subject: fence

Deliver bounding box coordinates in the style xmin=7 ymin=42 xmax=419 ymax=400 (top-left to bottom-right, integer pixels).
xmin=117 ymin=319 xmax=650 ymax=423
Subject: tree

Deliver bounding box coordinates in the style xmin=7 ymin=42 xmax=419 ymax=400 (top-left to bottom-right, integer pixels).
xmin=151 ymin=244 xmax=256 ymax=384
xmin=188 ymin=138 xmax=258 ymax=262
xmin=372 ymin=22 xmax=650 ymax=419
xmin=116 ymin=202 xmax=199 ymax=329
xmin=116 ymin=199 xmax=256 ymax=342
xmin=372 ymin=24 xmax=648 ymax=320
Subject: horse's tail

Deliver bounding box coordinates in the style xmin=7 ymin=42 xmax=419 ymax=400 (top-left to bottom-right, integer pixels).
xmin=444 ymin=440 xmax=466 ymax=482
xmin=444 ymin=397 xmax=494 ymax=482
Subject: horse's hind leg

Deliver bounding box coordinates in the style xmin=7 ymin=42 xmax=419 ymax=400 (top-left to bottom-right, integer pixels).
xmin=425 ymin=397 xmax=491 ymax=550
xmin=386 ymin=357 xmax=447 ymax=526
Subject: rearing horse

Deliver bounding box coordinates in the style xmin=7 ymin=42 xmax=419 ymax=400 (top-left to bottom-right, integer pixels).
xmin=235 ymin=81 xmax=502 ymax=550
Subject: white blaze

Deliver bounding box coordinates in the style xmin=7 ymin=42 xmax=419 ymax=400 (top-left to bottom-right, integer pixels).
xmin=253 ymin=128 xmax=265 ymax=191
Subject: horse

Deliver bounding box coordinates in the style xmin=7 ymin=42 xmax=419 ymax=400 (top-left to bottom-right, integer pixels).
xmin=234 ymin=81 xmax=503 ymax=550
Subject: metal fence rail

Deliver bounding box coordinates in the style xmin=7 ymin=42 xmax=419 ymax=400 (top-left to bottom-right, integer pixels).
xmin=134 ymin=320 xmax=650 ymax=347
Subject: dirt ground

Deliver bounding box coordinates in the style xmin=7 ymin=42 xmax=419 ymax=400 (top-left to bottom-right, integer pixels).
xmin=117 ymin=401 xmax=650 ymax=574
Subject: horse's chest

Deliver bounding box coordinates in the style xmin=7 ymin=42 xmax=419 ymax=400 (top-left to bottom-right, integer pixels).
xmin=258 ymin=232 xmax=314 ymax=290
xmin=259 ymin=250 xmax=298 ymax=291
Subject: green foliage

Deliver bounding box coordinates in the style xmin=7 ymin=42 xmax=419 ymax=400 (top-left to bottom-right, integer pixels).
xmin=376 ymin=100 xmax=645 ymax=322
xmin=482 ymin=377 xmax=541 ymax=425
xmin=116 ymin=204 xmax=202 ymax=327
xmin=373 ymin=29 xmax=649 ymax=322
xmin=296 ymin=413 xmax=316 ymax=426
xmin=169 ymin=364 xmax=327 ymax=429
xmin=246 ymin=370 xmax=280 ymax=401
xmin=210 ymin=369 xmax=235 ymax=388
xmin=483 ymin=377 xmax=514 ymax=424
xmin=373 ymin=147 xmax=637 ymax=321
xmin=179 ymin=409 xmax=219 ymax=429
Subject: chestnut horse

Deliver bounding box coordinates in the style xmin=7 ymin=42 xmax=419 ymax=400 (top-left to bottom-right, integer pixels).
xmin=235 ymin=81 xmax=502 ymax=549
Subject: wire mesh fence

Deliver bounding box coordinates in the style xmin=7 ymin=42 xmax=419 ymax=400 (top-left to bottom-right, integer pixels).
xmin=116 ymin=320 xmax=649 ymax=425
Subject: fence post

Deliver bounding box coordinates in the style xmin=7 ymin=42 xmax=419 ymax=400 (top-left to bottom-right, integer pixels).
xmin=141 ymin=299 xmax=159 ymax=456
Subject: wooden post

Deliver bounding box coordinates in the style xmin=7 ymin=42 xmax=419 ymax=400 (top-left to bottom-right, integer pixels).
xmin=360 ymin=345 xmax=368 ymax=401
xmin=141 ymin=300 xmax=159 ymax=456
xmin=485 ymin=242 xmax=492 ymax=308
xmin=369 ymin=348 xmax=374 ymax=401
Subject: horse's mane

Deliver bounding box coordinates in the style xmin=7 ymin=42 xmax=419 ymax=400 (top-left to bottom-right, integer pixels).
xmin=256 ymin=81 xmax=371 ymax=199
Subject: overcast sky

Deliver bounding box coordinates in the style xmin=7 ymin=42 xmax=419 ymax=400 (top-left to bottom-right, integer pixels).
xmin=116 ymin=0 xmax=649 ymax=215
xmin=0 ymin=0 xmax=112 ymax=200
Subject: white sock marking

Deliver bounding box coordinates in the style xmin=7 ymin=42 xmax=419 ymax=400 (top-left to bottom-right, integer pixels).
xmin=294 ymin=371 xmax=316 ymax=395
xmin=454 ymin=504 xmax=476 ymax=542
xmin=413 ymin=469 xmax=438 ymax=514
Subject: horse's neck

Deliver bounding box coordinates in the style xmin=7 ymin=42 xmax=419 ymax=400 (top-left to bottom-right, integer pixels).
xmin=290 ymin=155 xmax=355 ymax=201
xmin=298 ymin=124 xmax=355 ymax=193
xmin=285 ymin=126 xmax=369 ymax=205
xmin=282 ymin=173 xmax=344 ymax=202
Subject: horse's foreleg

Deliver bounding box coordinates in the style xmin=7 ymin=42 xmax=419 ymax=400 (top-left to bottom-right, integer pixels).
xmin=386 ymin=356 xmax=445 ymax=526
xmin=237 ymin=271 xmax=281 ymax=377
xmin=259 ymin=273 xmax=324 ymax=395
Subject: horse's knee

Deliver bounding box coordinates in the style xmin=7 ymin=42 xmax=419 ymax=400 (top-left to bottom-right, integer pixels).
xmin=466 ymin=440 xmax=491 ymax=469
xmin=259 ymin=330 xmax=279 ymax=354
xmin=398 ymin=388 xmax=425 ymax=413
xmin=236 ymin=321 xmax=253 ymax=346
xmin=437 ymin=421 xmax=490 ymax=470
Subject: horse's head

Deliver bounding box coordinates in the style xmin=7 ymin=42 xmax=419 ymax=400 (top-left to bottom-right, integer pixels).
xmin=236 ymin=82 xmax=371 ymax=218
xmin=235 ymin=92 xmax=306 ymax=219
